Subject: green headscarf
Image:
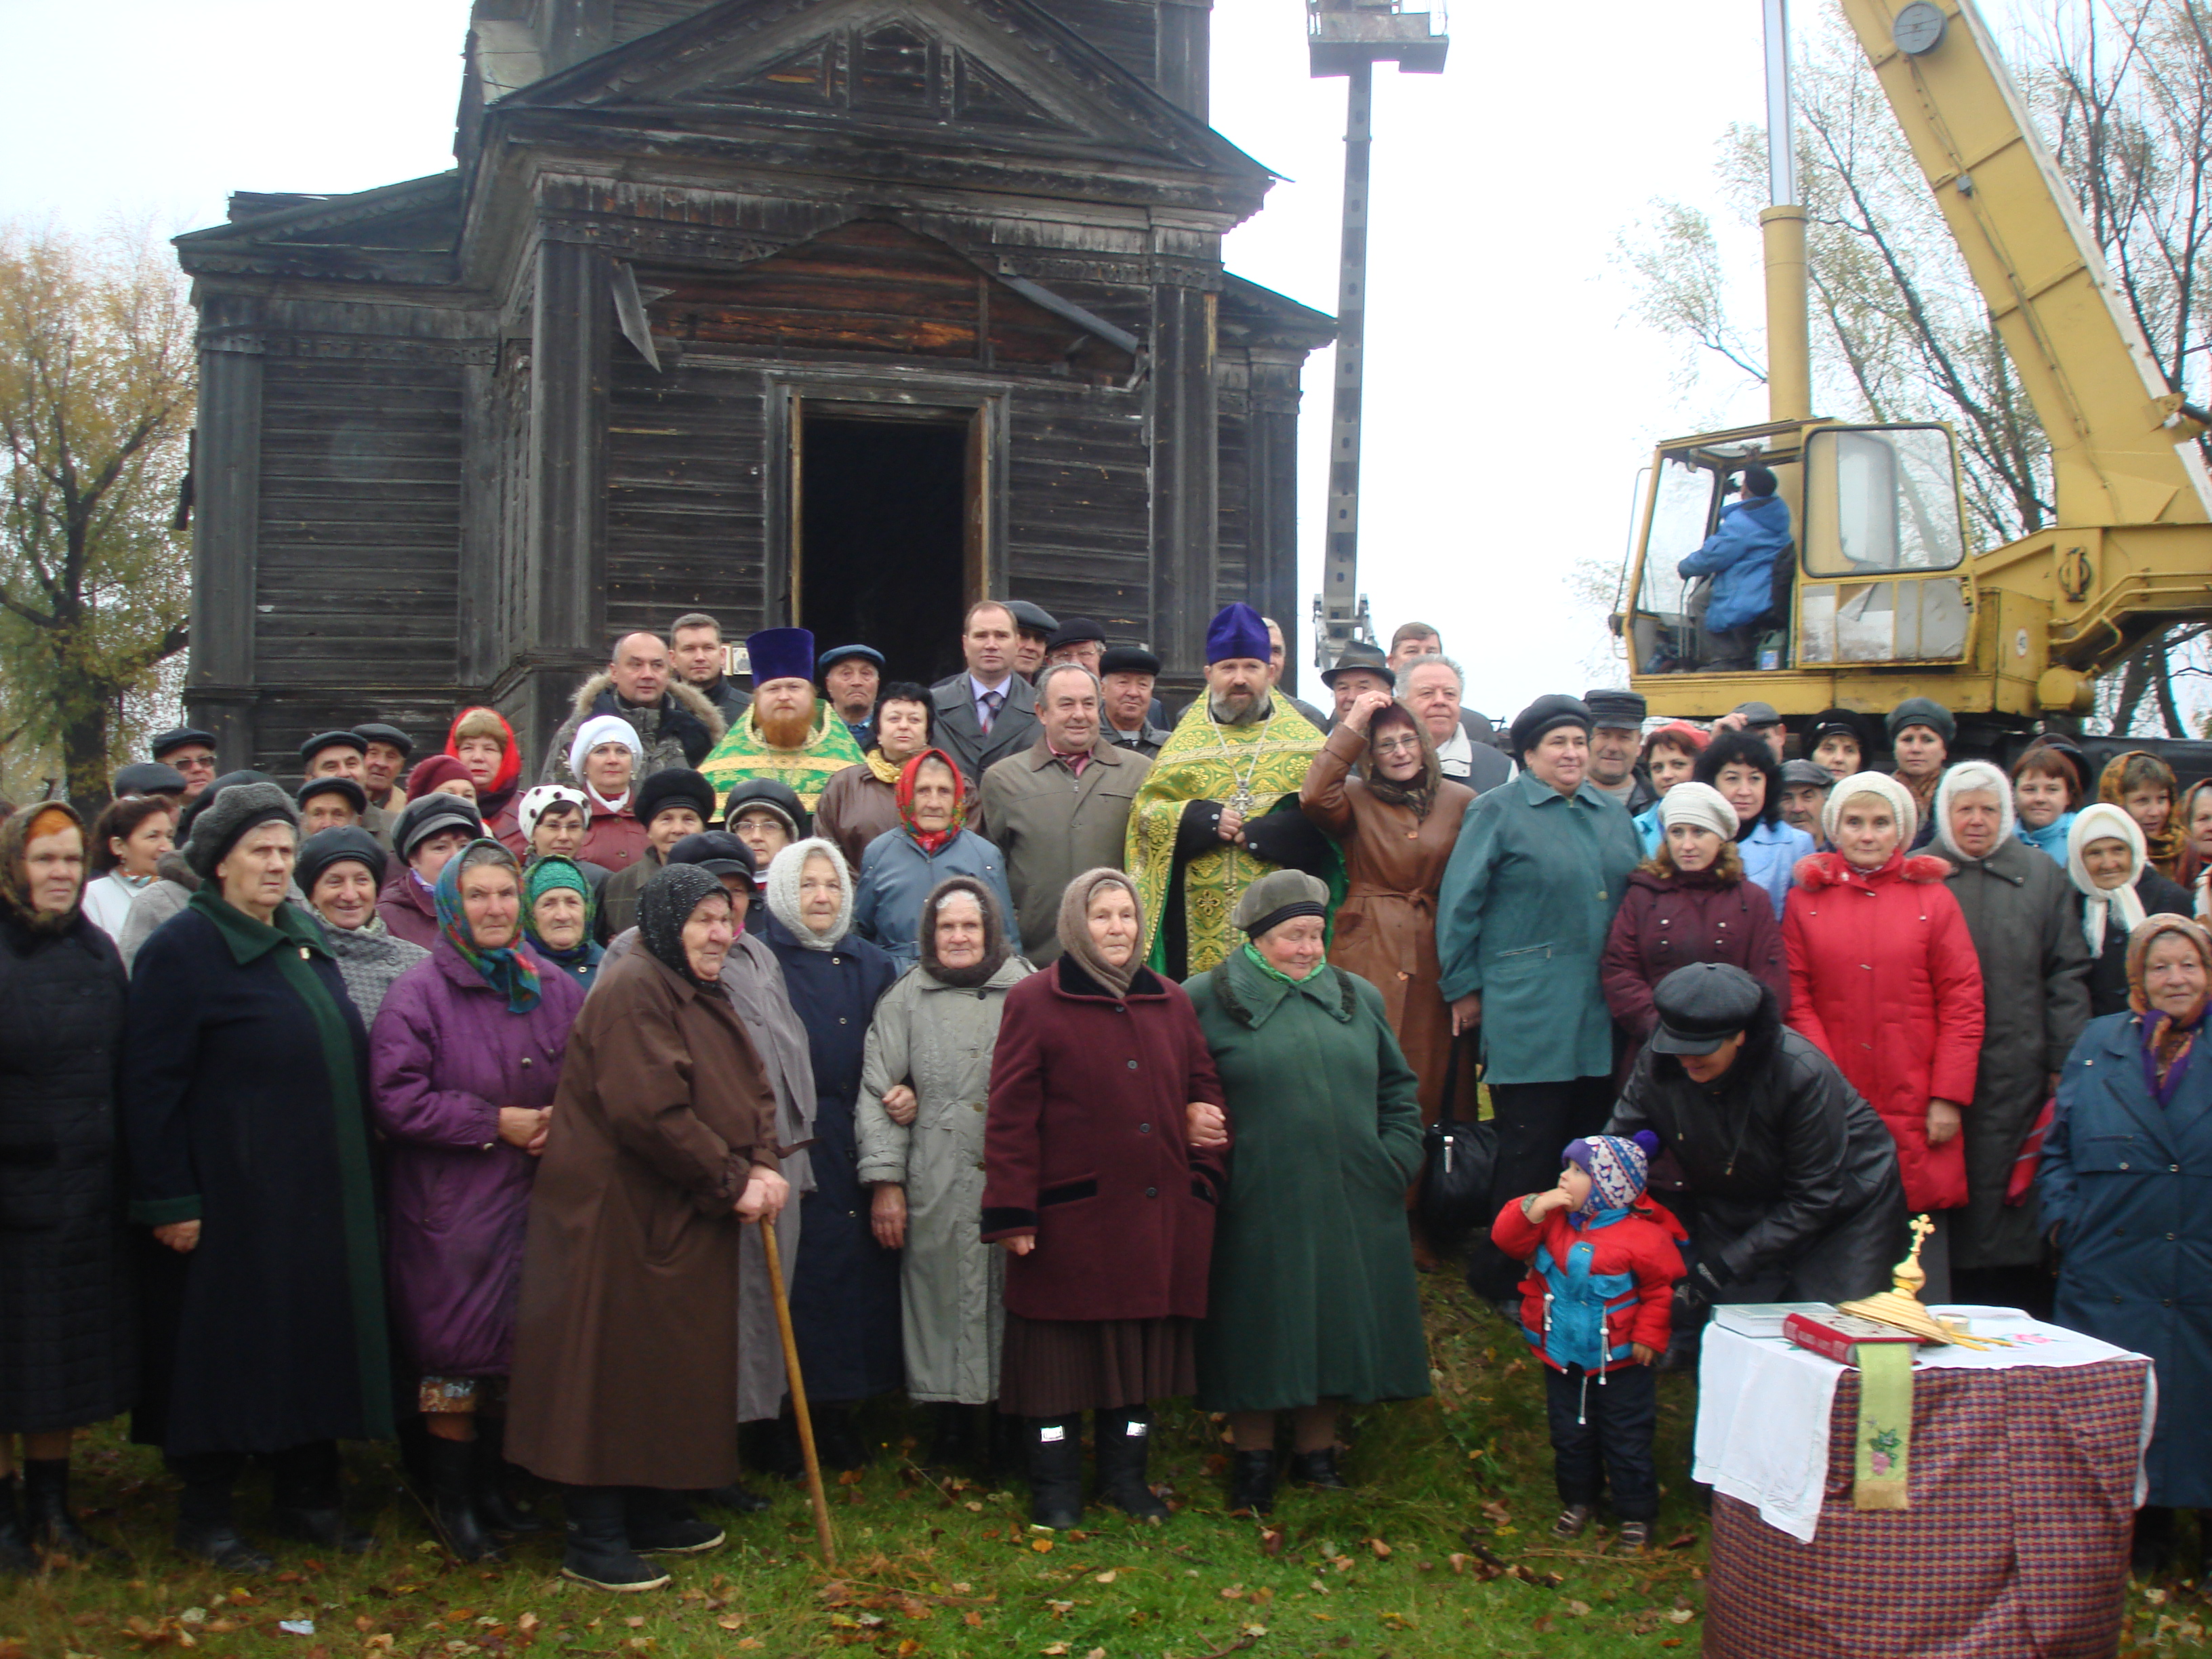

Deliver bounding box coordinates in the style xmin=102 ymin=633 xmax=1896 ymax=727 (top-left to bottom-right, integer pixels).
xmin=522 ymin=855 xmax=597 ymax=970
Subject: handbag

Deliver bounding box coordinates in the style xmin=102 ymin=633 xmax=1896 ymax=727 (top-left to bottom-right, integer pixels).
xmin=1416 ymin=1031 xmax=1500 ymax=1250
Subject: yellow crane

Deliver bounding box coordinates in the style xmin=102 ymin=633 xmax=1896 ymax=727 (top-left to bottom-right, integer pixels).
xmin=1618 ymin=0 xmax=2212 ymax=733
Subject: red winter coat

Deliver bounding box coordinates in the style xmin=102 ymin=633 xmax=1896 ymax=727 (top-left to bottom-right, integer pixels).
xmin=981 ymin=956 xmax=1229 ymax=1322
xmin=1600 ymin=867 xmax=1789 ymax=1075
xmin=1490 ymin=1195 xmax=1687 ymax=1374
xmin=1784 ymin=851 xmax=1984 ymax=1212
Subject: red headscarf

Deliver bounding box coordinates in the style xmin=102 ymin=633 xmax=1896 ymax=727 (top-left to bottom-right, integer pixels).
xmin=445 ymin=706 xmax=520 ymax=805
xmin=897 ymin=749 xmax=968 ymax=855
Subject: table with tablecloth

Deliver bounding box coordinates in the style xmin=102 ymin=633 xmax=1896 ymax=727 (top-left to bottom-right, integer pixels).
xmin=1694 ymin=1307 xmax=2154 ymax=1659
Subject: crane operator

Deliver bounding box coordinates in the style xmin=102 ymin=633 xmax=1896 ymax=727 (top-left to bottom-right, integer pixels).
xmin=1677 ymin=465 xmax=1793 ymax=671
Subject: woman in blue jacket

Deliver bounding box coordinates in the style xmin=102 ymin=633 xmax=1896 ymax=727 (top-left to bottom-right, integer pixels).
xmin=853 ymin=750 xmax=1015 ymax=968
xmin=1695 ymin=730 xmax=1813 ymax=920
xmin=2041 ymin=912 xmax=2212 ymax=1578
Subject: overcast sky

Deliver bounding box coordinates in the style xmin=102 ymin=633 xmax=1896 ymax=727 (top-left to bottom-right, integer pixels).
xmin=1 ymin=0 xmax=2044 ymax=719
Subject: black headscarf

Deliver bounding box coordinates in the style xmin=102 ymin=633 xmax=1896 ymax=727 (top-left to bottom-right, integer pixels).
xmin=637 ymin=863 xmax=731 ymax=984
xmin=919 ymin=875 xmax=1011 ymax=989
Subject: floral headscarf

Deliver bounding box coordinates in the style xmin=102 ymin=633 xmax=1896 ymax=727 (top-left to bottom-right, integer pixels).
xmin=897 ymin=749 xmax=968 ymax=855
xmin=2126 ymin=913 xmax=2212 ymax=1101
xmin=522 ymin=855 xmax=597 ymax=969
xmin=434 ymin=838 xmax=542 ymax=1014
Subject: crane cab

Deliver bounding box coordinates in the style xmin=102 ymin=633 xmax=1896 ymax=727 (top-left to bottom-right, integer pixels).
xmin=1621 ymin=417 xmax=1978 ymax=720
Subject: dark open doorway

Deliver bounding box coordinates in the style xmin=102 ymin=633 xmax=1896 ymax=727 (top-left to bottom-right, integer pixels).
xmin=797 ymin=412 xmax=970 ymax=687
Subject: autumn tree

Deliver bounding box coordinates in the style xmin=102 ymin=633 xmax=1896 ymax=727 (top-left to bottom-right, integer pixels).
xmin=1609 ymin=0 xmax=2212 ymax=733
xmin=0 ymin=223 xmax=194 ymax=803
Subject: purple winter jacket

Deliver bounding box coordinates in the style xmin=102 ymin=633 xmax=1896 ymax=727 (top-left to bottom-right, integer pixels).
xmin=368 ymin=939 xmax=584 ymax=1377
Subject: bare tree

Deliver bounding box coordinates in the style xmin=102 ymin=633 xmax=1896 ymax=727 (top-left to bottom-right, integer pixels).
xmin=1612 ymin=0 xmax=2212 ymax=733
xmin=0 ymin=224 xmax=194 ymax=802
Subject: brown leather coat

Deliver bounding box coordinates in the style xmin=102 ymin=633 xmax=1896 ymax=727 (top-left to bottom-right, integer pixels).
xmin=505 ymin=946 xmax=781 ymax=1489
xmin=1298 ymin=724 xmax=1474 ymax=1120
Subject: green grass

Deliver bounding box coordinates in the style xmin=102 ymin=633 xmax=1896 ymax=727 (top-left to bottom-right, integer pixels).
xmin=0 ymin=1271 xmax=2190 ymax=1657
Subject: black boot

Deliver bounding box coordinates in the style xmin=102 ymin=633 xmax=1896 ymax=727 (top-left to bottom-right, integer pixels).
xmin=1286 ymin=1447 xmax=1349 ymax=1490
xmin=2133 ymin=1504 xmax=2177 ymax=1578
xmin=22 ymin=1458 xmax=121 ymax=1565
xmin=173 ymin=1472 xmax=272 ymax=1575
xmin=623 ymin=1488 xmax=724 ymax=1556
xmin=425 ymin=1437 xmax=503 ymax=1563
xmin=1092 ymin=1409 xmax=1168 ymax=1521
xmin=472 ymin=1422 xmax=544 ymax=1536
xmin=1227 ymin=1450 xmax=1277 ymax=1517
xmin=926 ymin=1403 xmax=979 ymax=1473
xmin=1025 ymin=1416 xmax=1084 ymax=1530
xmin=0 ymin=1476 xmax=38 ymax=1576
xmin=270 ymin=1441 xmax=375 ymax=1555
xmin=812 ymin=1404 xmax=869 ymax=1473
xmin=560 ymin=1486 xmax=668 ymax=1592
xmin=985 ymin=1410 xmax=1024 ymax=1481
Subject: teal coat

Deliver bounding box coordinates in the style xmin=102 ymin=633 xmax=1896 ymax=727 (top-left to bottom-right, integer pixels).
xmin=1436 ymin=771 xmax=1642 ymax=1085
xmin=1185 ymin=950 xmax=1429 ymax=1413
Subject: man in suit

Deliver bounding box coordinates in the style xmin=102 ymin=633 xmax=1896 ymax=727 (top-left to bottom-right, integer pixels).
xmin=979 ymin=663 xmax=1151 ymax=962
xmin=930 ymin=600 xmax=1040 ymax=783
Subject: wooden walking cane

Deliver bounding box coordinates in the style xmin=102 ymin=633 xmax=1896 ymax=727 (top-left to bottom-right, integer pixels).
xmin=759 ymin=1217 xmax=837 ymax=1568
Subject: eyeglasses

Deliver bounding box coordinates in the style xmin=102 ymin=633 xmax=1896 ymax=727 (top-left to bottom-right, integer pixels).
xmin=1372 ymin=736 xmax=1422 ymax=757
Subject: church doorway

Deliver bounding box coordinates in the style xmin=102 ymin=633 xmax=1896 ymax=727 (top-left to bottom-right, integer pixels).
xmin=795 ymin=409 xmax=973 ymax=687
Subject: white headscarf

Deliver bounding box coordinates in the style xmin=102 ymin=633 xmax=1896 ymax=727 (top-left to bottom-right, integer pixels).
xmin=569 ymin=715 xmax=643 ymax=812
xmin=764 ymin=836 xmax=854 ymax=951
xmin=1932 ymin=760 xmax=2017 ymax=863
xmin=2067 ymin=802 xmax=2148 ymax=956
xmin=1821 ymin=770 xmax=1920 ymax=850
xmin=517 ymin=783 xmax=590 ymax=844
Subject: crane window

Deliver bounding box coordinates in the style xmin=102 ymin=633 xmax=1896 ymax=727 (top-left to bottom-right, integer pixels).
xmin=1635 ymin=458 xmax=1724 ymax=621
xmin=1803 ymin=426 xmax=1967 ymax=577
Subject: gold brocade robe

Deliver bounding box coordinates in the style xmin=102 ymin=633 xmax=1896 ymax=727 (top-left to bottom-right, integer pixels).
xmin=698 ymin=704 xmax=866 ymax=811
xmin=1126 ymin=698 xmax=1327 ymax=975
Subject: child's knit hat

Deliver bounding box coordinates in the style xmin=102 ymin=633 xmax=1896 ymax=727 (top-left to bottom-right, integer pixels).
xmin=1563 ymin=1131 xmax=1661 ymax=1215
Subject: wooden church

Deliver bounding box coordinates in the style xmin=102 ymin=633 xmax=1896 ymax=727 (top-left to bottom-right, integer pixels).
xmin=176 ymin=0 xmax=1332 ymax=773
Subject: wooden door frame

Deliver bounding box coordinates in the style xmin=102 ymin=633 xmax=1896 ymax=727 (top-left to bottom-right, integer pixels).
xmin=763 ymin=374 xmax=1010 ymax=629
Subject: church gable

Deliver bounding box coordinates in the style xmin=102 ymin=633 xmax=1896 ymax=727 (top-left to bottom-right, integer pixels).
xmin=644 ymin=218 xmax=1136 ymax=378
xmin=497 ymin=0 xmax=1262 ymax=179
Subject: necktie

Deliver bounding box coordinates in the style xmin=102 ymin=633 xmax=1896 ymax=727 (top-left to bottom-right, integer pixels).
xmin=980 ymin=689 xmax=1004 ymax=733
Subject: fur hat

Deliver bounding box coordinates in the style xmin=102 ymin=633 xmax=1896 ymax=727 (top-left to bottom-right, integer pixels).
xmin=634 ymin=768 xmax=715 ymax=829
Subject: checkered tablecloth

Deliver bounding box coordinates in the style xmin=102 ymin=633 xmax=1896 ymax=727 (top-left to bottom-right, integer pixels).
xmin=1705 ymin=1356 xmax=2150 ymax=1658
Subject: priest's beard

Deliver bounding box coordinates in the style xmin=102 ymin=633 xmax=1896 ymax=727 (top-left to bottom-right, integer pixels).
xmin=758 ymin=701 xmax=816 ymax=750
xmin=1207 ymin=688 xmax=1273 ymax=726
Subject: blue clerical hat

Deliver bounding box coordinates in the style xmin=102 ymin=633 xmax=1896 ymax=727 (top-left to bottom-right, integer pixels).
xmin=745 ymin=628 xmax=817 ymax=687
xmin=1206 ymin=603 xmax=1271 ymax=665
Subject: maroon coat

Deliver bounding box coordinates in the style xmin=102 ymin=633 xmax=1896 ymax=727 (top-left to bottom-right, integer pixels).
xmin=1600 ymin=867 xmax=1790 ymax=1071
xmin=375 ymin=865 xmax=442 ymax=950
xmin=981 ymin=957 xmax=1228 ymax=1322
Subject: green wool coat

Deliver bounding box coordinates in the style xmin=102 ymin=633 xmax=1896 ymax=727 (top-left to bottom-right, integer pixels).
xmin=1436 ymin=771 xmax=1643 ymax=1086
xmin=1185 ymin=949 xmax=1430 ymax=1413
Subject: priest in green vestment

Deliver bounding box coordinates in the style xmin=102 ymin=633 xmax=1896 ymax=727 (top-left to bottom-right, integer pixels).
xmin=1126 ymin=604 xmax=1336 ymax=979
xmin=698 ymin=628 xmax=865 ymax=812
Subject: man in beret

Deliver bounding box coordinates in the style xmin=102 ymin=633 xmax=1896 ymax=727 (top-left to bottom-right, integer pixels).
xmin=298 ymin=776 xmax=367 ymax=836
xmin=697 ymin=628 xmax=865 ymax=813
xmin=1043 ymin=617 xmax=1106 ymax=677
xmin=354 ymin=723 xmax=414 ymax=817
xmin=1582 ymin=689 xmax=1655 ymax=813
xmin=300 ymin=730 xmax=395 ymax=845
xmin=818 ymin=644 xmax=885 ymax=752
xmin=1099 ymin=647 xmax=1173 ymax=758
xmin=113 ymin=761 xmax=188 ymax=801
xmin=152 ymin=727 xmax=220 ymax=804
xmin=1125 ymin=603 xmax=1332 ymax=979
xmin=376 ymin=794 xmax=486 ymax=949
xmin=1437 ymin=695 xmax=1643 ymax=1310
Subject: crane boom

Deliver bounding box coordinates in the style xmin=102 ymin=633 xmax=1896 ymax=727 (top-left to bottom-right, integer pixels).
xmin=1835 ymin=0 xmax=2212 ymax=531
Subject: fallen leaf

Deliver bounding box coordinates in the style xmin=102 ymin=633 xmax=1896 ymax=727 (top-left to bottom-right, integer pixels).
xmin=516 ymin=1615 xmax=540 ymax=1636
xmin=964 ymin=1612 xmax=985 ymax=1629
xmin=1241 ymin=1624 xmax=1267 ymax=1637
xmin=1667 ymin=1609 xmax=1696 ymax=1624
xmin=623 ymin=1618 xmax=646 ymax=1630
xmin=1040 ymin=1646 xmax=1069 ymax=1657
xmin=736 ymin=1642 xmax=764 ymax=1652
xmin=1367 ymin=1538 xmax=1391 ymax=1559
xmin=1030 ymin=1538 xmax=1054 ymax=1553
xmin=1565 ymin=1600 xmax=1591 ymax=1616
xmin=1259 ymin=1528 xmax=1285 ymax=1557
xmin=716 ymin=1617 xmax=744 ymax=1632
xmin=897 ymin=1644 xmax=922 ymax=1658
xmin=1093 ymin=1570 xmax=1116 ymax=1584
xmin=1085 ymin=1650 xmax=1105 ymax=1659
xmin=1666 ymin=1530 xmax=1698 ymax=1551
xmin=1219 ymin=1585 xmax=1246 ymax=1601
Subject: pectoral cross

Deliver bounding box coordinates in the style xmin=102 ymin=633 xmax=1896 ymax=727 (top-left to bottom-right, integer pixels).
xmin=1228 ymin=784 xmax=1255 ymax=817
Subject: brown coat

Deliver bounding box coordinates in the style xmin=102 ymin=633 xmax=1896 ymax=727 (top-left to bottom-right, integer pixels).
xmin=817 ymin=762 xmax=984 ymax=875
xmin=504 ymin=945 xmax=781 ymax=1489
xmin=979 ymin=737 xmax=1152 ymax=961
xmin=1299 ymin=723 xmax=1475 ymax=1121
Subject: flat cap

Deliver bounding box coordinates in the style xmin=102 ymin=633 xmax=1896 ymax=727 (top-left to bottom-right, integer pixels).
xmin=1806 ymin=708 xmax=1865 ymax=748
xmin=297 ymin=825 xmax=386 ymax=892
xmin=1732 ymin=700 xmax=1783 ymax=728
xmin=1099 ymin=645 xmax=1160 ymax=678
xmin=298 ymin=730 xmax=366 ymax=764
xmin=722 ymin=776 xmax=811 ymax=839
xmin=150 ymin=727 xmax=216 ymax=760
xmin=1046 ymin=616 xmax=1107 ymax=651
xmin=1650 ymin=962 xmax=1767 ymax=1056
xmin=634 ymin=767 xmax=716 ymax=827
xmin=352 ymin=722 xmax=415 ymax=756
xmin=668 ymin=830 xmax=757 ymax=882
xmin=1779 ymin=760 xmax=1833 ymax=790
xmin=296 ymin=775 xmax=368 ymax=815
xmin=817 ymin=643 xmax=885 ymax=675
xmin=394 ymin=792 xmax=484 ymax=862
xmin=1006 ymin=600 xmax=1059 ymax=635
xmin=1582 ymin=688 xmax=1647 ymax=728
xmin=112 ymin=761 xmax=188 ymax=798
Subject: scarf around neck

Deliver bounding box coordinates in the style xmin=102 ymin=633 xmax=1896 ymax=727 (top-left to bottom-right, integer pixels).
xmin=1242 ymin=941 xmax=1326 ymax=985
xmin=1357 ymin=704 xmax=1443 ymax=819
xmin=434 ymin=839 xmax=542 ymax=1014
xmin=865 ymin=748 xmax=905 ymax=786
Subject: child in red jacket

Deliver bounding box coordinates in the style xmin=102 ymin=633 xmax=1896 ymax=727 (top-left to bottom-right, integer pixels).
xmin=1491 ymin=1131 xmax=1686 ymax=1552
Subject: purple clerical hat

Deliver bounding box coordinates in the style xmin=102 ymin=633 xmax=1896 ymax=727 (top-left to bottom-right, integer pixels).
xmin=745 ymin=627 xmax=817 ymax=687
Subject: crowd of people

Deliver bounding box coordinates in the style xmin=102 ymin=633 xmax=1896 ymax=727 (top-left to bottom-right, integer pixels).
xmin=2 ymin=597 xmax=2208 ymax=1589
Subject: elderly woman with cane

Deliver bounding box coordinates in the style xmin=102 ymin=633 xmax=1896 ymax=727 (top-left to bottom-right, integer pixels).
xmin=505 ymin=865 xmax=789 ymax=1591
